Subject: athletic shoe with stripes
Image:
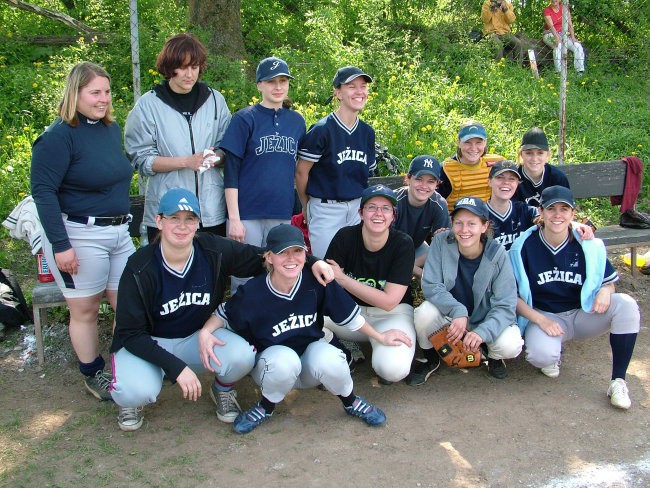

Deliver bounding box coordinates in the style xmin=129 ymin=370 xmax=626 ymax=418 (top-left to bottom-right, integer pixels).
xmin=233 ymin=403 xmax=272 ymax=434
xmin=344 ymin=396 xmax=386 ymax=426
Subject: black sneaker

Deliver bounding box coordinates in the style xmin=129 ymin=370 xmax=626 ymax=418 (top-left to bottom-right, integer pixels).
xmin=405 ymin=356 xmax=441 ymax=386
xmin=488 ymin=358 xmax=507 ymax=379
xmin=84 ymin=370 xmax=113 ymax=401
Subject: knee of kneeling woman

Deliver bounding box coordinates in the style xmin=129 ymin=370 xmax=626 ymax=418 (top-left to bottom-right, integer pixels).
xmin=110 ymin=381 xmax=159 ymax=408
xmin=264 ymin=349 xmax=302 ymax=380
xmin=524 ymin=342 xmax=560 ymax=368
xmin=373 ymin=359 xmax=411 ymax=383
xmin=610 ymin=293 xmax=641 ymax=331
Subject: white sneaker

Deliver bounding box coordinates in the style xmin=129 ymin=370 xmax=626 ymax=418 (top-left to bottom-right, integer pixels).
xmin=541 ymin=361 xmax=560 ymax=378
xmin=607 ymin=379 xmax=631 ymax=410
xmin=118 ymin=406 xmax=144 ymax=431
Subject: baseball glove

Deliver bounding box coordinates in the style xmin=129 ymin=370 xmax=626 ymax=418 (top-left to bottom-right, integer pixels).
xmin=428 ymin=326 xmax=482 ymax=368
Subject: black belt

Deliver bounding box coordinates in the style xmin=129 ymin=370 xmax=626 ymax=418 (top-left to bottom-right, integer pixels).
xmin=67 ymin=215 xmax=131 ymax=226
xmin=320 ymin=198 xmax=354 ymax=204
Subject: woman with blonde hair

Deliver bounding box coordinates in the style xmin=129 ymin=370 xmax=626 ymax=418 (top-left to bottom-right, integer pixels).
xmin=31 ymin=61 xmax=136 ymax=400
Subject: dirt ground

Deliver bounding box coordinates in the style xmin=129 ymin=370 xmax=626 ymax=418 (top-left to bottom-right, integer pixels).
xmin=0 ymin=256 xmax=649 ymax=488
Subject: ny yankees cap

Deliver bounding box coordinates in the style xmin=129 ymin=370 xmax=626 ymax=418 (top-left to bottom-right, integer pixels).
xmin=408 ymin=155 xmax=442 ymax=179
xmin=452 ymin=196 xmax=489 ymax=220
xmin=266 ymin=223 xmax=308 ymax=254
xmin=158 ymin=188 xmax=201 ymax=219
xmin=489 ymin=160 xmax=521 ymax=179
xmin=520 ymin=127 xmax=549 ymax=151
xmin=458 ymin=123 xmax=487 ymax=143
xmin=360 ymin=184 xmax=398 ymax=208
xmin=332 ymin=66 xmax=373 ymax=88
xmin=540 ymin=185 xmax=575 ymax=209
xmin=256 ymin=57 xmax=293 ymax=83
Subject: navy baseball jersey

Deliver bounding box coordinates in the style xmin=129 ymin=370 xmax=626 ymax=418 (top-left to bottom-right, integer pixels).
xmin=394 ymin=186 xmax=451 ymax=249
xmin=326 ymin=224 xmax=415 ymax=307
xmin=152 ymin=243 xmax=214 ymax=339
xmin=217 ymin=269 xmax=363 ymax=355
xmin=520 ymin=230 xmax=618 ymax=313
xmin=488 ymin=200 xmax=539 ymax=250
xmin=514 ymin=164 xmax=570 ymax=207
xmin=221 ymin=104 xmax=306 ymax=220
xmin=297 ymin=112 xmax=376 ymax=200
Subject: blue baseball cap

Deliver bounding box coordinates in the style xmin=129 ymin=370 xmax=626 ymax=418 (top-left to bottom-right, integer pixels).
xmin=360 ymin=184 xmax=398 ymax=208
xmin=266 ymin=224 xmax=307 ymax=254
xmin=333 ymin=66 xmax=373 ymax=88
xmin=158 ymin=188 xmax=201 ymax=219
xmin=452 ymin=196 xmax=489 ymax=219
xmin=256 ymin=57 xmax=293 ymax=83
xmin=540 ymin=185 xmax=576 ymax=209
xmin=408 ymin=155 xmax=442 ymax=179
xmin=458 ymin=123 xmax=487 ymax=143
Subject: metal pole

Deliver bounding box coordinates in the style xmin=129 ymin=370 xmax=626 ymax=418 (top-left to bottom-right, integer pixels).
xmin=129 ymin=0 xmax=141 ymax=102
xmin=558 ymin=1 xmax=569 ymax=164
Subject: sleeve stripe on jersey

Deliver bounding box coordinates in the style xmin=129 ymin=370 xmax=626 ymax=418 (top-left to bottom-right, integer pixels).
xmin=602 ymin=271 xmax=619 ymax=286
xmin=297 ymin=149 xmax=321 ymax=163
xmin=332 ymin=303 xmax=361 ymax=328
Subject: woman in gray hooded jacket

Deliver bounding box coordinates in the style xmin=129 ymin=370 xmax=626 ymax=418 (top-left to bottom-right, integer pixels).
xmin=408 ymin=196 xmax=523 ymax=385
xmin=125 ymin=33 xmax=231 ymax=241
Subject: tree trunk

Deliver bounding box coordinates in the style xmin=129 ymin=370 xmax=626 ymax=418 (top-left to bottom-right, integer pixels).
xmin=188 ymin=0 xmax=246 ymax=60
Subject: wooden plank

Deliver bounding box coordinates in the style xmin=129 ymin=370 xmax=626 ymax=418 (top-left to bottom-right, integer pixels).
xmin=595 ymin=225 xmax=650 ymax=249
xmin=560 ymin=160 xmax=626 ymax=199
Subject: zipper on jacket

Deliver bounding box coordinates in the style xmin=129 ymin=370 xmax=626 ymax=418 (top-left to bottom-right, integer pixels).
xmin=186 ymin=117 xmax=200 ymax=198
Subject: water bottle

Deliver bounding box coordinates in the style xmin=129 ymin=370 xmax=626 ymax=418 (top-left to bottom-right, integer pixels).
xmin=36 ymin=251 xmax=55 ymax=283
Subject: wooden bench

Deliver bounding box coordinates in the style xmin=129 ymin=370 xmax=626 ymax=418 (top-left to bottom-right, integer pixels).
xmin=370 ymin=159 xmax=649 ymax=274
xmin=33 ymin=195 xmax=144 ymax=366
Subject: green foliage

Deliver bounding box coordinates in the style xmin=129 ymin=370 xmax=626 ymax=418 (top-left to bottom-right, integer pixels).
xmin=0 ymin=0 xmax=647 ymax=225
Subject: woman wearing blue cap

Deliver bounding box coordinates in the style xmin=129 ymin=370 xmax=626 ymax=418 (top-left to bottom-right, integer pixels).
xmin=438 ymin=120 xmax=505 ymax=213
xmin=296 ymin=65 xmax=376 ymax=258
xmin=220 ymin=56 xmax=306 ymax=293
xmin=394 ymin=155 xmax=451 ymax=279
xmin=410 ymin=196 xmax=523 ymax=384
xmin=109 ymin=188 xmax=335 ymax=431
xmin=324 ymin=184 xmax=415 ymax=384
xmin=207 ymin=224 xmax=406 ymax=434
xmin=510 ymin=185 xmax=639 ymax=409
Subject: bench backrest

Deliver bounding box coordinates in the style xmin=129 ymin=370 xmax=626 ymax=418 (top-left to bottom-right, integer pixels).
xmin=369 ymin=160 xmax=627 ymax=200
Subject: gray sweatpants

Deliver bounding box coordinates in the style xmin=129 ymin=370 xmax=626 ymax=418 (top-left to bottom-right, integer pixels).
xmin=251 ymin=340 xmax=353 ymax=404
xmin=524 ymin=293 xmax=640 ymax=368
xmin=306 ymin=197 xmax=361 ymax=258
xmin=110 ymin=328 xmax=256 ymax=408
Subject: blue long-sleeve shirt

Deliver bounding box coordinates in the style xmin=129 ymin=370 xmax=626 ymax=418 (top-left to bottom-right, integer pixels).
xmin=31 ymin=114 xmax=133 ymax=252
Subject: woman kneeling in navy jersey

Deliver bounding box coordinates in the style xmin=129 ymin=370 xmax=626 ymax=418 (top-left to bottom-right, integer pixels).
xmin=204 ymin=224 xmax=410 ymax=433
xmin=510 ymin=186 xmax=640 ymax=409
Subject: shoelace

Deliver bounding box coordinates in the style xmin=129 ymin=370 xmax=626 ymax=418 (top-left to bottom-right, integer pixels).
xmin=94 ymin=371 xmax=112 ymax=391
xmin=217 ymin=390 xmax=242 ymax=413
xmin=119 ymin=406 xmax=143 ymax=423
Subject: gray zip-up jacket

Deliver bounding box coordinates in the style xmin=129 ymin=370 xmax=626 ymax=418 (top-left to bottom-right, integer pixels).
xmin=124 ymin=81 xmax=231 ymax=228
xmin=421 ymin=230 xmax=516 ymax=344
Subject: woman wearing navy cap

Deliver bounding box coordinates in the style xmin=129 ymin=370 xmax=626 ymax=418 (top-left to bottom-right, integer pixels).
xmin=220 ymin=57 xmax=306 ymax=292
xmin=438 ymin=120 xmax=505 ymax=213
xmin=510 ymin=186 xmax=639 ymax=409
xmin=410 ymin=196 xmax=523 ymax=385
xmin=296 ymin=65 xmax=376 ymax=258
xmin=324 ymin=185 xmax=415 ymax=384
xmin=110 ymin=188 xmax=334 ymax=431
xmin=394 ymin=155 xmax=451 ymax=279
xmin=209 ymin=224 xmax=407 ymax=434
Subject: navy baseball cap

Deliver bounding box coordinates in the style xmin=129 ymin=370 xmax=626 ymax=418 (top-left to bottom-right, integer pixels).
xmin=360 ymin=184 xmax=398 ymax=208
xmin=256 ymin=57 xmax=293 ymax=83
xmin=452 ymin=196 xmax=489 ymax=219
xmin=333 ymin=66 xmax=373 ymax=88
xmin=158 ymin=188 xmax=201 ymax=219
xmin=266 ymin=224 xmax=307 ymax=254
xmin=408 ymin=155 xmax=442 ymax=179
xmin=540 ymin=185 xmax=575 ymax=209
xmin=489 ymin=160 xmax=521 ymax=179
xmin=520 ymin=127 xmax=549 ymax=151
xmin=458 ymin=123 xmax=487 ymax=143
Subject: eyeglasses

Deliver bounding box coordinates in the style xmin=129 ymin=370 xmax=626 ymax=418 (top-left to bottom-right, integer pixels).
xmin=162 ymin=215 xmax=200 ymax=227
xmin=364 ymin=204 xmax=393 ymax=215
